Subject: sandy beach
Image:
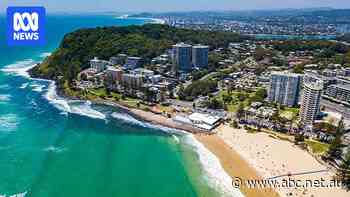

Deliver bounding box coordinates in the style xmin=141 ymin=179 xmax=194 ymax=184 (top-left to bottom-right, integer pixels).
xmin=196 ymin=134 xmax=279 ymax=197
xmin=210 ymin=124 xmax=350 ymax=197
xmin=96 ymin=100 xmax=349 ymax=197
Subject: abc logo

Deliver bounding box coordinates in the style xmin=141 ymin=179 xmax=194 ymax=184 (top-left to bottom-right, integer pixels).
xmin=7 ymin=7 xmax=45 ymax=46
xmin=13 ymin=12 xmax=39 ymax=32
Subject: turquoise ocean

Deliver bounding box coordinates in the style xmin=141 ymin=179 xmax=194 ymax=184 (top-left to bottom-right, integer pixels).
xmin=0 ymin=15 xmax=242 ymax=197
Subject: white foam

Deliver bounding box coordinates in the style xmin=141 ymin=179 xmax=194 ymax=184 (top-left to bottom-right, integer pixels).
xmin=9 ymin=192 xmax=27 ymax=197
xmin=0 ymin=94 xmax=11 ymax=102
xmin=184 ymin=135 xmax=244 ymax=197
xmin=44 ymin=146 xmax=66 ymax=153
xmin=19 ymin=83 xmax=29 ymax=89
xmin=0 ymin=114 xmax=18 ymax=132
xmin=30 ymin=83 xmax=46 ymax=92
xmin=1 ymin=59 xmax=36 ymax=78
xmin=1 ymin=191 xmax=28 ymax=197
xmin=44 ymin=82 xmax=71 ymax=113
xmin=110 ymin=112 xmax=187 ymax=135
xmin=39 ymin=52 xmax=51 ymax=58
xmin=70 ymin=101 xmax=106 ymax=120
xmin=172 ymin=134 xmax=180 ymax=144
xmin=44 ymin=82 xmax=106 ymax=120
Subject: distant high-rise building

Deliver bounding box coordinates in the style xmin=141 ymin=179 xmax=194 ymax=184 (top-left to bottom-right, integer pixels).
xmin=192 ymin=45 xmax=209 ymax=68
xmin=172 ymin=43 xmax=192 ymax=72
xmin=268 ymin=72 xmax=302 ymax=107
xmin=123 ymin=57 xmax=143 ymax=70
xmin=110 ymin=54 xmax=127 ymax=65
xmin=299 ymin=79 xmax=323 ymax=130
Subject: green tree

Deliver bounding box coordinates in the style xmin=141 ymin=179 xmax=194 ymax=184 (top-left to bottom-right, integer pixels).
xmin=338 ymin=151 xmax=350 ymax=189
xmin=222 ymin=94 xmax=233 ymax=105
xmin=177 ymin=84 xmax=186 ymax=100
xmin=328 ymin=118 xmax=345 ymax=159
xmin=208 ymin=98 xmax=223 ymax=109
xmin=294 ymin=133 xmax=305 ymax=145
xmin=236 ymin=103 xmax=245 ymax=120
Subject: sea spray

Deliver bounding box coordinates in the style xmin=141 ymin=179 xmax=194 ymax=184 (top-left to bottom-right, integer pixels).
xmin=1 ymin=59 xmax=37 ymax=78
xmin=44 ymin=82 xmax=72 ymax=113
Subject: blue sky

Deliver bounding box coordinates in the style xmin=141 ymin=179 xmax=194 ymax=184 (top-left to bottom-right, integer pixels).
xmin=1 ymin=0 xmax=350 ymax=13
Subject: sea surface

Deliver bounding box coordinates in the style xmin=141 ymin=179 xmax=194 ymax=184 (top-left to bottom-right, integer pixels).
xmin=0 ymin=15 xmax=241 ymax=197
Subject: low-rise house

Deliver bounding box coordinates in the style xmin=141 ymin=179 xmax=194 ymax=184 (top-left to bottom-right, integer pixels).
xmin=173 ymin=112 xmax=222 ymax=131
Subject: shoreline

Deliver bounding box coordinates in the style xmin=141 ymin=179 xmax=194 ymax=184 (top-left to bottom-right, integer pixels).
xmin=215 ymin=125 xmax=350 ymax=197
xmin=195 ymin=133 xmax=280 ymax=197
xmin=91 ymin=99 xmax=279 ymax=197
xmin=25 ymin=64 xmax=348 ymax=197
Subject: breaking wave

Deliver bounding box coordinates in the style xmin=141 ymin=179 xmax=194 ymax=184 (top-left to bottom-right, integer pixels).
xmin=30 ymin=83 xmax=46 ymax=92
xmin=19 ymin=83 xmax=29 ymax=89
xmin=0 ymin=191 xmax=27 ymax=197
xmin=39 ymin=52 xmax=51 ymax=58
xmin=184 ymin=135 xmax=244 ymax=197
xmin=44 ymin=82 xmax=106 ymax=120
xmin=110 ymin=112 xmax=186 ymax=135
xmin=1 ymin=59 xmax=36 ymax=78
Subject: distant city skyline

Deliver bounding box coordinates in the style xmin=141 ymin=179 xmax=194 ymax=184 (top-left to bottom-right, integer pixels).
xmin=1 ymin=0 xmax=350 ymax=13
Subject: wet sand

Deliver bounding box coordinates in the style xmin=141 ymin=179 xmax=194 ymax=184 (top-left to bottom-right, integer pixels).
xmin=215 ymin=125 xmax=350 ymax=197
xmin=195 ymin=133 xmax=280 ymax=197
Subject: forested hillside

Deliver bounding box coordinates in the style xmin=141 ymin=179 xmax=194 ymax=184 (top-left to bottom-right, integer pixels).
xmin=29 ymin=24 xmax=248 ymax=87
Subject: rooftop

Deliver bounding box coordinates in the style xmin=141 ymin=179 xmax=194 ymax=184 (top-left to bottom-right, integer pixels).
xmin=173 ymin=42 xmax=192 ymax=48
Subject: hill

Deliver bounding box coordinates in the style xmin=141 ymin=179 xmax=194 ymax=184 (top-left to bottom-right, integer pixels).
xmin=29 ymin=24 xmax=248 ymax=88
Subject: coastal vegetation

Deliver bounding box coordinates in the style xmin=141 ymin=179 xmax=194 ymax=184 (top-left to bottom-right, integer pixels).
xmin=178 ymin=80 xmax=218 ymax=101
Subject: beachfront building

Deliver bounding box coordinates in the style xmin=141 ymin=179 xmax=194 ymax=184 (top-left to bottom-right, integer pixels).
xmin=173 ymin=112 xmax=222 ymax=131
xmin=192 ymin=45 xmax=209 ymax=68
xmin=172 ymin=43 xmax=192 ymax=72
xmin=121 ymin=74 xmax=144 ymax=90
xmin=90 ymin=57 xmax=109 ymax=73
xmin=268 ymin=72 xmax=302 ymax=107
xmin=105 ymin=66 xmax=123 ymax=82
xmin=299 ymin=79 xmax=323 ymax=131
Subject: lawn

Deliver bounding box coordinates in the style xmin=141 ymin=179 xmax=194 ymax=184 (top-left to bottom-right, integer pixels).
xmin=216 ymin=90 xmax=257 ymax=112
xmin=305 ymin=140 xmax=330 ymax=155
xmin=88 ymin=88 xmax=107 ymax=97
xmin=280 ymin=107 xmax=299 ymax=120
